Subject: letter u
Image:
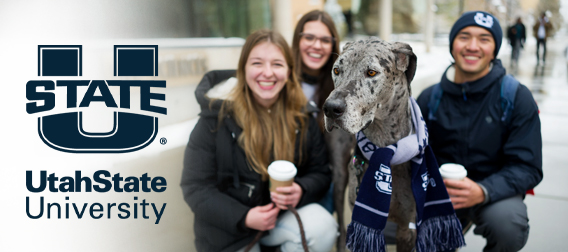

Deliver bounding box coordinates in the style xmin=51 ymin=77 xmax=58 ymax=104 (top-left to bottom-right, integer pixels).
xmin=26 ymin=170 xmax=46 ymax=192
xmin=26 ymin=196 xmax=44 ymax=219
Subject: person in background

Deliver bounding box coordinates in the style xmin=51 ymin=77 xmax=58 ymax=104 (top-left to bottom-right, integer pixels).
xmin=507 ymin=17 xmax=526 ymax=68
xmin=417 ymin=11 xmax=542 ymax=252
xmin=181 ymin=29 xmax=337 ymax=252
xmin=565 ymin=46 xmax=568 ymax=76
xmin=292 ymin=10 xmax=339 ymax=129
xmin=291 ymin=10 xmax=354 ymax=248
xmin=291 ymin=9 xmax=340 ymax=214
xmin=533 ymin=11 xmax=553 ymax=65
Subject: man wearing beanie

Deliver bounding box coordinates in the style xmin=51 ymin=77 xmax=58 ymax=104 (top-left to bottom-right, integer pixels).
xmin=416 ymin=11 xmax=542 ymax=251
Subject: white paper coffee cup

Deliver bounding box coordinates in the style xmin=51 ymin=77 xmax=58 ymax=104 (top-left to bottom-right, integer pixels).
xmin=439 ymin=163 xmax=467 ymax=180
xmin=267 ymin=160 xmax=297 ymax=193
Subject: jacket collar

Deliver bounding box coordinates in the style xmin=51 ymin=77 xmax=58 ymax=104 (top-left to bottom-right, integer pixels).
xmin=439 ymin=59 xmax=506 ymax=97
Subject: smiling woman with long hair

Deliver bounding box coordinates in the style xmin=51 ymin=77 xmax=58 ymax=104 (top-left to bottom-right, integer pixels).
xmin=292 ymin=10 xmax=340 ymax=128
xmin=226 ymin=30 xmax=308 ymax=181
xmin=291 ymin=11 xmax=355 ymax=249
xmin=181 ymin=30 xmax=337 ymax=252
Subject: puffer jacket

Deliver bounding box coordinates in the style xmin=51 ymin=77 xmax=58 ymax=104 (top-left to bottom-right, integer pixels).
xmin=416 ymin=59 xmax=542 ymax=204
xmin=181 ymin=70 xmax=331 ymax=252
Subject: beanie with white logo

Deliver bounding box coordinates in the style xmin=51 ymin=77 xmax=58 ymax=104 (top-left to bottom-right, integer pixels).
xmin=449 ymin=11 xmax=502 ymax=58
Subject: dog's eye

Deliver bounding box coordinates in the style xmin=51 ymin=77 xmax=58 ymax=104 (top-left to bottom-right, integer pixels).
xmin=333 ymin=68 xmax=340 ymax=75
xmin=367 ymin=70 xmax=377 ymax=77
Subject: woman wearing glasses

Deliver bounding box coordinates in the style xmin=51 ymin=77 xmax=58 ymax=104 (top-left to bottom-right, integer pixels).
xmin=291 ymin=10 xmax=354 ymax=249
xmin=292 ymin=10 xmax=339 ymax=120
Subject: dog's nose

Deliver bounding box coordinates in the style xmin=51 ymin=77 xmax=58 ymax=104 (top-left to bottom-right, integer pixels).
xmin=323 ymin=99 xmax=346 ymax=119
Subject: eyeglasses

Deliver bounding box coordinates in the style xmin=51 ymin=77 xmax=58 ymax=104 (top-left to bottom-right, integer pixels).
xmin=300 ymin=33 xmax=335 ymax=46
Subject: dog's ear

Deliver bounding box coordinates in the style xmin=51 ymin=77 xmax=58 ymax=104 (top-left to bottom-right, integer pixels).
xmin=392 ymin=42 xmax=417 ymax=85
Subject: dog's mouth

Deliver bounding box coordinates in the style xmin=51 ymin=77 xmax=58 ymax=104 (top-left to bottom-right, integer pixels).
xmin=325 ymin=119 xmax=340 ymax=132
xmin=326 ymin=118 xmax=373 ymax=134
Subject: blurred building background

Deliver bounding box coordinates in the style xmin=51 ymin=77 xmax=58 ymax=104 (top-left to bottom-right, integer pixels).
xmin=182 ymin=0 xmax=565 ymax=44
xmin=143 ymin=0 xmax=567 ymax=127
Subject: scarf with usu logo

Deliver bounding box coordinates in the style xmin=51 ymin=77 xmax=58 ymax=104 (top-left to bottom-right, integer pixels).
xmin=346 ymin=97 xmax=465 ymax=252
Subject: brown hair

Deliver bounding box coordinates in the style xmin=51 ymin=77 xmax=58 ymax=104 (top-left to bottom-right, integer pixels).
xmin=292 ymin=10 xmax=340 ymax=130
xmin=219 ymin=29 xmax=308 ymax=181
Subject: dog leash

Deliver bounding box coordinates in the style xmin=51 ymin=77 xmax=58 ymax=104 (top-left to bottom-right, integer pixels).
xmin=243 ymin=204 xmax=309 ymax=252
xmin=352 ymin=148 xmax=367 ymax=195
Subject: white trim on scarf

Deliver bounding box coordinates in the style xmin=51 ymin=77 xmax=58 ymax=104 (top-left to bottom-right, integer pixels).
xmin=424 ymin=198 xmax=453 ymax=207
xmin=354 ymin=201 xmax=389 ymax=217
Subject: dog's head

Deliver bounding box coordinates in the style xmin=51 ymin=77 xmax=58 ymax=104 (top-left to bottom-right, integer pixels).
xmin=323 ymin=37 xmax=417 ymax=134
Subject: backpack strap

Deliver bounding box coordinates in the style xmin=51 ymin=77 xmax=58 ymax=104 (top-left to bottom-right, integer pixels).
xmin=428 ymin=75 xmax=519 ymax=123
xmin=427 ymin=83 xmax=443 ymax=121
xmin=499 ymin=75 xmax=533 ymax=195
xmin=500 ymin=74 xmax=520 ymax=123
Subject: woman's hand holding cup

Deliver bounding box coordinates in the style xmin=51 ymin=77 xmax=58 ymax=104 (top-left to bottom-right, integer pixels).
xmin=271 ymin=182 xmax=303 ymax=210
xmin=267 ymin=160 xmax=300 ymax=210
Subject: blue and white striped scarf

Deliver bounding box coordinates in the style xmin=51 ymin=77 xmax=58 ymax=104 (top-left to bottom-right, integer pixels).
xmin=346 ymin=97 xmax=465 ymax=252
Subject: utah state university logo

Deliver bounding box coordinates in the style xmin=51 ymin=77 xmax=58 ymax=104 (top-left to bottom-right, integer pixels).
xmin=374 ymin=164 xmax=393 ymax=195
xmin=26 ymin=45 xmax=167 ymax=153
xmin=474 ymin=12 xmax=494 ymax=28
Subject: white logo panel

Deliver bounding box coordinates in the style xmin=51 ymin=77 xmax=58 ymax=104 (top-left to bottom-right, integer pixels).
xmin=375 ymin=164 xmax=393 ymax=194
xmin=474 ymin=13 xmax=494 ymax=28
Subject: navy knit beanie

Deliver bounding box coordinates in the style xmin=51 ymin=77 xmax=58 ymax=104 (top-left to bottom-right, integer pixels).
xmin=449 ymin=11 xmax=502 ymax=58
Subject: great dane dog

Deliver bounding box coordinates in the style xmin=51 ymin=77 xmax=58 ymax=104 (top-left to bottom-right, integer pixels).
xmin=323 ymin=37 xmax=417 ymax=252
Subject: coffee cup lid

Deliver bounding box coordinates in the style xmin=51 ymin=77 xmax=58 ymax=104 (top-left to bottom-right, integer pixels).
xmin=439 ymin=163 xmax=467 ymax=180
xmin=267 ymin=160 xmax=297 ymax=181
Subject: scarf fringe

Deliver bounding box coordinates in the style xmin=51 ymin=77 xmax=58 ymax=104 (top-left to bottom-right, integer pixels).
xmin=416 ymin=214 xmax=466 ymax=252
xmin=346 ymin=221 xmax=386 ymax=252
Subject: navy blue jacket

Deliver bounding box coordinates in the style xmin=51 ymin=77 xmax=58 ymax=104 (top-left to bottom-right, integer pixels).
xmin=181 ymin=70 xmax=331 ymax=252
xmin=416 ymin=60 xmax=542 ymax=204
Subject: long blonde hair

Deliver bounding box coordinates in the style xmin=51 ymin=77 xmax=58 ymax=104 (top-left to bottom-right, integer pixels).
xmin=219 ymin=30 xmax=308 ymax=181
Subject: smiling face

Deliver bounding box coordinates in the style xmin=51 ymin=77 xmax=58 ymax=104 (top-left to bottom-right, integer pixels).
xmin=245 ymin=42 xmax=290 ymax=108
xmin=299 ymin=21 xmax=333 ymax=75
xmin=452 ymin=26 xmax=495 ymax=83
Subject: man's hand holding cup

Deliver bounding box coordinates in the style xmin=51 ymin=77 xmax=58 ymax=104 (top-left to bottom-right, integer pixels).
xmin=440 ymin=163 xmax=485 ymax=209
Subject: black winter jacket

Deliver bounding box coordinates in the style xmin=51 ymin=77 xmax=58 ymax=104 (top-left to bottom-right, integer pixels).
xmin=181 ymin=70 xmax=331 ymax=252
xmin=416 ymin=60 xmax=542 ymax=204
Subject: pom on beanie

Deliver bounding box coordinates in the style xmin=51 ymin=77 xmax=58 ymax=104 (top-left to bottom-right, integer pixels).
xmin=449 ymin=11 xmax=502 ymax=58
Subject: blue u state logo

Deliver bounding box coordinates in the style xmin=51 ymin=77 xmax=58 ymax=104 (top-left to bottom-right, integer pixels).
xmin=374 ymin=164 xmax=392 ymax=195
xmin=26 ymin=45 xmax=167 ymax=153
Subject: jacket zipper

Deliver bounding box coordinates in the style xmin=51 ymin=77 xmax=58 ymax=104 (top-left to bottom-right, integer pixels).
xmin=462 ymin=85 xmax=469 ymax=167
xmin=241 ymin=182 xmax=255 ymax=198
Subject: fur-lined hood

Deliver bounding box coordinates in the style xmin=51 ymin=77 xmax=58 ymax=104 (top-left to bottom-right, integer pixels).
xmin=195 ymin=70 xmax=319 ymax=118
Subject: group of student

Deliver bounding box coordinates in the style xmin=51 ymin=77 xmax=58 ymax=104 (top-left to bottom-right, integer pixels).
xmin=181 ymin=9 xmax=542 ymax=252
